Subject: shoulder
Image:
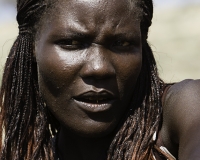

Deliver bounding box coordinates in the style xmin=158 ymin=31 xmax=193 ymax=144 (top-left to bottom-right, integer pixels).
xmin=163 ymin=79 xmax=200 ymax=112
xmin=163 ymin=79 xmax=200 ymax=121
xmin=165 ymin=79 xmax=200 ymax=99
xmin=162 ymin=79 xmax=200 ymax=159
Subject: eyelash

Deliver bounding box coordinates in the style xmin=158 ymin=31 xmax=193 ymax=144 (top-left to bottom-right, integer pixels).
xmin=113 ymin=40 xmax=133 ymax=47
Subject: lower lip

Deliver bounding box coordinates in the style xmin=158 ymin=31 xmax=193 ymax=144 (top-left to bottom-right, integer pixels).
xmin=73 ymin=98 xmax=116 ymax=112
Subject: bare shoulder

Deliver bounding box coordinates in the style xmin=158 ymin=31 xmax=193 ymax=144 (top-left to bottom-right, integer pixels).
xmin=164 ymin=79 xmax=200 ymax=119
xmin=166 ymin=79 xmax=200 ymax=98
xmin=162 ymin=79 xmax=200 ymax=159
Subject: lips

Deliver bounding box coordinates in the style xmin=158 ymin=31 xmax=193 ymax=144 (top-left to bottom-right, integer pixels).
xmin=72 ymin=90 xmax=117 ymax=112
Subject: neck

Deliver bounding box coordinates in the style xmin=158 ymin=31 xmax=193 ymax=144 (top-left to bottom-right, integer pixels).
xmin=57 ymin=127 xmax=113 ymax=160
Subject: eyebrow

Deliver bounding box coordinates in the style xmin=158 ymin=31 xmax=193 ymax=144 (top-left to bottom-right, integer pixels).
xmin=47 ymin=28 xmax=92 ymax=40
xmin=112 ymin=33 xmax=140 ymax=39
xmin=47 ymin=23 xmax=141 ymax=44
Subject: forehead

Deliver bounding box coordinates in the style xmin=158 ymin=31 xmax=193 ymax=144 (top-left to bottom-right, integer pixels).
xmin=47 ymin=0 xmax=141 ymax=23
xmin=56 ymin=0 xmax=139 ymax=13
xmin=39 ymin=0 xmax=142 ymax=37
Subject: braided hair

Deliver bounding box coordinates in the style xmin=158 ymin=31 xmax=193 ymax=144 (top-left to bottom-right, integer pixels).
xmin=0 ymin=0 xmax=54 ymax=159
xmin=0 ymin=0 xmax=164 ymax=159
xmin=107 ymin=1 xmax=164 ymax=159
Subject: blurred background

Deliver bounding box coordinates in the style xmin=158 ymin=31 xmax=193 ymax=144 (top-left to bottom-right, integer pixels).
xmin=0 ymin=0 xmax=200 ymax=83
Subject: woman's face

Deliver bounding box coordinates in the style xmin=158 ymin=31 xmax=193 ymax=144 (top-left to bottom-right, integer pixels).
xmin=35 ymin=0 xmax=142 ymax=137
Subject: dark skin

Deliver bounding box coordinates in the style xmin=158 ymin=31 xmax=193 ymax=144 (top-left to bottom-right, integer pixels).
xmin=36 ymin=0 xmax=141 ymax=159
xmin=34 ymin=0 xmax=200 ymax=159
xmin=160 ymin=79 xmax=200 ymax=159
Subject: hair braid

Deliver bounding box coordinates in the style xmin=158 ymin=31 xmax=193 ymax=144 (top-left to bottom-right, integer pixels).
xmin=107 ymin=41 xmax=163 ymax=160
xmin=107 ymin=0 xmax=164 ymax=159
xmin=0 ymin=0 xmax=55 ymax=159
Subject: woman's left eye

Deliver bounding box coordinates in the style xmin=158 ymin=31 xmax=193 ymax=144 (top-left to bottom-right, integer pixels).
xmin=69 ymin=40 xmax=81 ymax=45
xmin=113 ymin=40 xmax=132 ymax=47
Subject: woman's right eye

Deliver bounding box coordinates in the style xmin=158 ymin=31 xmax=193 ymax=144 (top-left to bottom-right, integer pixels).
xmin=56 ymin=39 xmax=84 ymax=50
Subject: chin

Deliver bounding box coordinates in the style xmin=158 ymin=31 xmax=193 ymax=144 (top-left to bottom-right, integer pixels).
xmin=61 ymin=119 xmax=118 ymax=138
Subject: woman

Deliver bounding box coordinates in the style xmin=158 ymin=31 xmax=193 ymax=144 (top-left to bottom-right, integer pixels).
xmin=0 ymin=0 xmax=200 ymax=159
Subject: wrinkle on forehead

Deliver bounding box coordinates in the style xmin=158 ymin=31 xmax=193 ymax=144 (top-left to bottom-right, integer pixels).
xmin=37 ymin=0 xmax=142 ymax=40
xmin=50 ymin=0 xmax=141 ymax=17
xmin=59 ymin=0 xmax=140 ymax=21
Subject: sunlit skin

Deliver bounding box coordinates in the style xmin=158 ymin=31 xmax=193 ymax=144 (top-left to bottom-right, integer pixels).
xmin=35 ymin=0 xmax=142 ymax=159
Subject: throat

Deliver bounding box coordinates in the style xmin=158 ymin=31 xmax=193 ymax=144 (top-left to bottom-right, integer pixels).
xmin=56 ymin=128 xmax=112 ymax=160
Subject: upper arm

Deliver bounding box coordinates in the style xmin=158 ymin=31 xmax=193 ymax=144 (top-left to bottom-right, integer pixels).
xmin=163 ymin=79 xmax=200 ymax=159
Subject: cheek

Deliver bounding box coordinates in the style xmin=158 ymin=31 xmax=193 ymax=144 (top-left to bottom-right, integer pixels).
xmin=115 ymin=53 xmax=142 ymax=96
xmin=36 ymin=46 xmax=85 ymax=97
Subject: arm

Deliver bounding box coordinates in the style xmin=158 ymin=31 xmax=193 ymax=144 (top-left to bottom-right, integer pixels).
xmin=162 ymin=79 xmax=200 ymax=160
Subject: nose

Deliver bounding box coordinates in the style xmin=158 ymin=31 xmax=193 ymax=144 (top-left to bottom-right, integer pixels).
xmin=80 ymin=45 xmax=115 ymax=80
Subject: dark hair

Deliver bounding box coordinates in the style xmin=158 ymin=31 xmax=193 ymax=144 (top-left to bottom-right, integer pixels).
xmin=0 ymin=0 xmax=164 ymax=159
